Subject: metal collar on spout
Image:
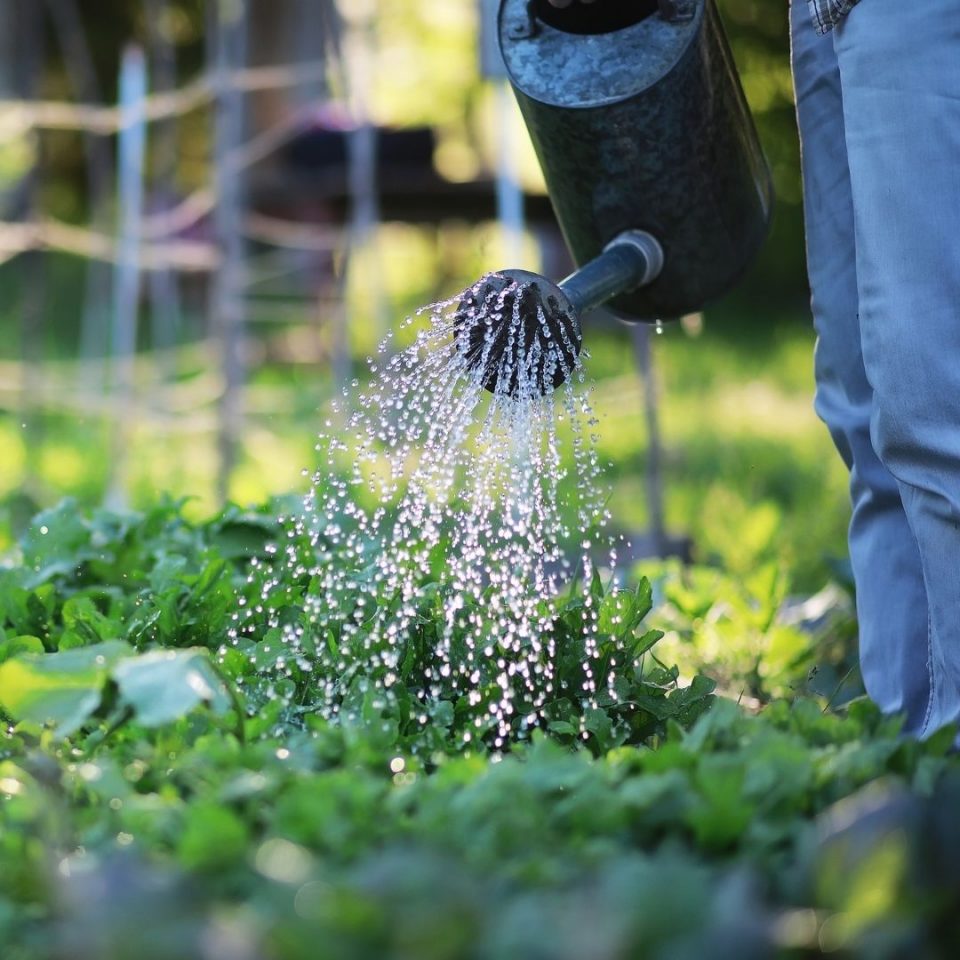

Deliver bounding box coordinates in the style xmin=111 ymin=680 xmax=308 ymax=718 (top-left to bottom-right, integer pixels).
xmin=605 ymin=231 xmax=665 ymax=285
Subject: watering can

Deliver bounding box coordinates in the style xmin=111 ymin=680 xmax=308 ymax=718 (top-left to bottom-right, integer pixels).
xmin=460 ymin=0 xmax=773 ymax=394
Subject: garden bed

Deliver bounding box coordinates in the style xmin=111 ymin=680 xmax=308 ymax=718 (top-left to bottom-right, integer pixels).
xmin=1 ymin=499 xmax=957 ymax=959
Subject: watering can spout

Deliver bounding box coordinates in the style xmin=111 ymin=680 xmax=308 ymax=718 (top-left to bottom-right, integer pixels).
xmin=454 ymin=231 xmax=664 ymax=397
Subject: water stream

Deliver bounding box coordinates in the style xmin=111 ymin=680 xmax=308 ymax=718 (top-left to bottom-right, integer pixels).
xmin=230 ymin=274 xmax=619 ymax=748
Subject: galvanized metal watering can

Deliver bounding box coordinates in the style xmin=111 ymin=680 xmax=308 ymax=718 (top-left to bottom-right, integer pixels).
xmin=459 ymin=0 xmax=773 ymax=394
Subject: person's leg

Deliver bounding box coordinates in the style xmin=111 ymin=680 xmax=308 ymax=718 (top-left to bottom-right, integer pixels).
xmin=833 ymin=0 xmax=960 ymax=735
xmin=790 ymin=0 xmax=931 ymax=728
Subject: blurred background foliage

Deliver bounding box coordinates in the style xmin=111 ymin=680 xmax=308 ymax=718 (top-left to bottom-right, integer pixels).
xmin=0 ymin=1 xmax=847 ymax=598
xmin=4 ymin=0 xmax=803 ymax=288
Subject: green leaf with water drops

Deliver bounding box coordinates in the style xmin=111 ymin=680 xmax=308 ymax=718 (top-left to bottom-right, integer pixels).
xmin=112 ymin=648 xmax=234 ymax=728
xmin=19 ymin=498 xmax=96 ymax=588
xmin=0 ymin=640 xmax=130 ymax=737
xmin=246 ymin=627 xmax=290 ymax=671
xmin=599 ymin=578 xmax=654 ymax=640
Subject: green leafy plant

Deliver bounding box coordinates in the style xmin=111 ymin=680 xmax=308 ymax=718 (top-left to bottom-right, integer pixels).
xmin=0 ymin=498 xmax=958 ymax=960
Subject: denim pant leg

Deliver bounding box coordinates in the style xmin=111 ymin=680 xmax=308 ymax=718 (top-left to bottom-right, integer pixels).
xmin=790 ymin=0 xmax=931 ymax=729
xmin=833 ymin=0 xmax=960 ymax=736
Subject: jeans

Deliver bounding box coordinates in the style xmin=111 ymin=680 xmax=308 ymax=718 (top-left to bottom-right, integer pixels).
xmin=790 ymin=0 xmax=960 ymax=736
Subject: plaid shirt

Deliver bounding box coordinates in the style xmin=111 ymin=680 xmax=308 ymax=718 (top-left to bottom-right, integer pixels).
xmin=807 ymin=0 xmax=862 ymax=34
